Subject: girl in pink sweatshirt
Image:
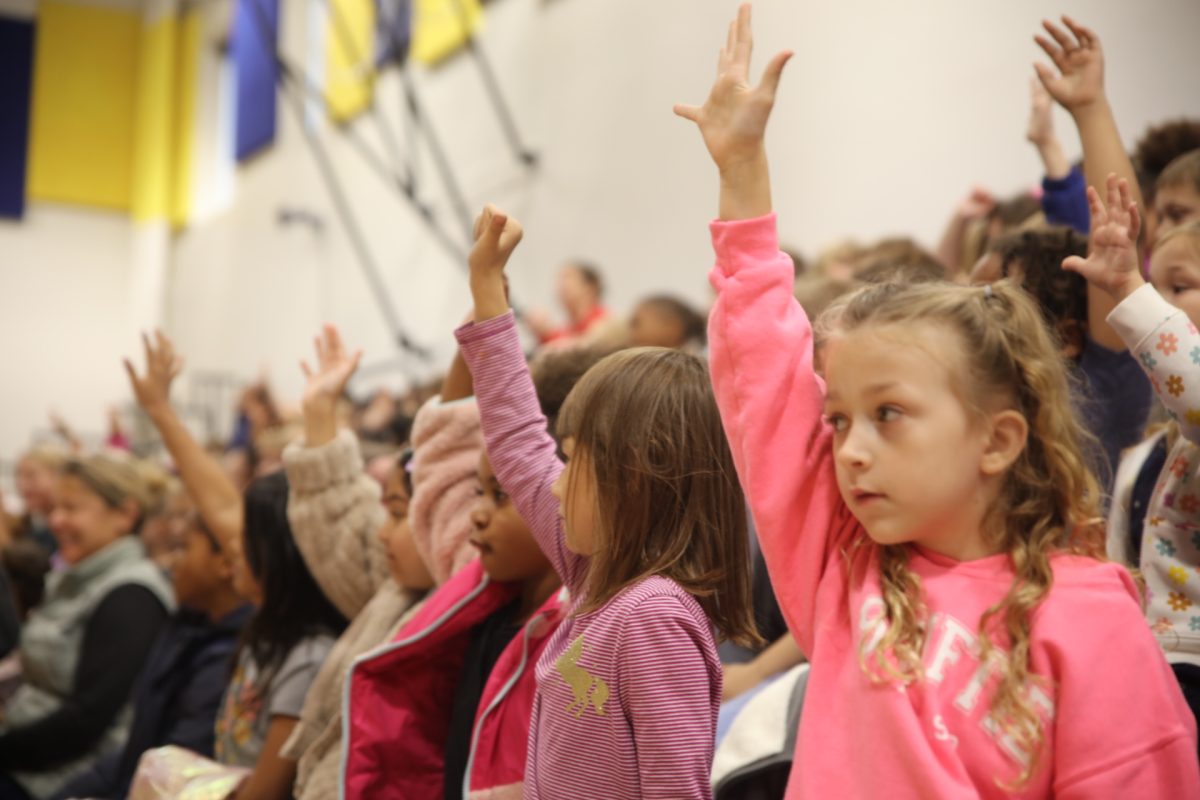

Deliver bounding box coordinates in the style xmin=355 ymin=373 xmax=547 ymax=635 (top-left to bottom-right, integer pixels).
xmin=674 ymin=5 xmax=1199 ymax=797
xmin=454 ymin=206 xmax=759 ymax=799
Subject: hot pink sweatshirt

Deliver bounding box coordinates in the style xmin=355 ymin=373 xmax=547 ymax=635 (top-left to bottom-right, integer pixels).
xmin=457 ymin=313 xmax=722 ymax=800
xmin=708 ymin=213 xmax=1200 ymax=798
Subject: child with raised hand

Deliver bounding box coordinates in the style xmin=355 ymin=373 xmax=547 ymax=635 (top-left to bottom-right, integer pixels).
xmin=456 ymin=205 xmax=756 ymax=799
xmin=1033 ymin=16 xmax=1144 ymax=348
xmin=278 ymin=324 xmax=483 ymax=799
xmin=1026 ymin=78 xmax=1089 ymax=234
xmin=1071 ymin=173 xmax=1200 ymax=740
xmin=125 ymin=336 xmax=346 ymax=800
xmin=676 ymin=4 xmax=1199 ymax=795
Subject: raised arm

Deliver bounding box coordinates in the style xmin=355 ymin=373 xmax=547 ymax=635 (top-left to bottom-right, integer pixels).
xmin=1065 ymin=177 xmax=1200 ymax=441
xmin=283 ymin=325 xmax=389 ymax=618
xmin=674 ymin=4 xmax=860 ymax=656
xmin=455 ymin=206 xmax=589 ymax=594
xmin=1027 ymin=78 xmax=1091 ymax=235
xmin=1027 ymin=78 xmax=1071 ymax=182
xmin=1035 ymin=16 xmax=1142 ymax=350
xmin=125 ymin=332 xmax=243 ymax=554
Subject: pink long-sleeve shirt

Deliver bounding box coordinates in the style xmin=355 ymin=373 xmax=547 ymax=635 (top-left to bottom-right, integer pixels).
xmin=456 ymin=313 xmax=721 ymax=800
xmin=708 ymin=213 xmax=1199 ymax=798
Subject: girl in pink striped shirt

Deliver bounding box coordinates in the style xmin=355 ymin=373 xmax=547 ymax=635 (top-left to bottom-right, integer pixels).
xmin=454 ymin=207 xmax=758 ymax=799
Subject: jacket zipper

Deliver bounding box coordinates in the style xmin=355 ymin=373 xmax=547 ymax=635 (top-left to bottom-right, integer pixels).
xmin=338 ymin=575 xmax=492 ymax=800
xmin=459 ymin=608 xmax=551 ymax=799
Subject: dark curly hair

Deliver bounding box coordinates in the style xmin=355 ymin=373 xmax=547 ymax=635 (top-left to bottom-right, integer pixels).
xmin=988 ymin=226 xmax=1089 ymax=353
xmin=1135 ymin=119 xmax=1200 ymax=199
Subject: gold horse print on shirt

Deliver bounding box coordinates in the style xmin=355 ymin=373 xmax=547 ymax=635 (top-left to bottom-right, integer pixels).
xmin=556 ymin=635 xmax=610 ymax=718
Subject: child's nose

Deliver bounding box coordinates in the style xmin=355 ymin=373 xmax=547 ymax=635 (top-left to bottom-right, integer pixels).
xmin=471 ymin=504 xmax=490 ymax=530
xmin=836 ymin=429 xmax=872 ymax=470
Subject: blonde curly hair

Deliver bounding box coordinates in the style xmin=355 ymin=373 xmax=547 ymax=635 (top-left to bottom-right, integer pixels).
xmin=824 ymin=278 xmax=1106 ymax=786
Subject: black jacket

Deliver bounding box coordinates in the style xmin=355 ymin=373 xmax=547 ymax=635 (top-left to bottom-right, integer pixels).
xmin=51 ymin=604 xmax=252 ymax=800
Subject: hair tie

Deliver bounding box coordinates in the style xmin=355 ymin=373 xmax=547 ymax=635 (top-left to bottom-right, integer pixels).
xmin=982 ymin=284 xmax=995 ymax=300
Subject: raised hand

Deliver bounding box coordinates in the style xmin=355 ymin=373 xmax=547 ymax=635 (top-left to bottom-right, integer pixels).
xmin=1063 ymin=174 xmax=1144 ymax=301
xmin=957 ymin=187 xmax=996 ymax=221
xmin=470 ymin=204 xmax=523 ymax=277
xmin=469 ymin=204 xmax=524 ymax=322
xmin=297 ymin=324 xmax=361 ymax=447
xmin=674 ymin=3 xmax=791 ymax=220
xmin=674 ymin=3 xmax=791 ymax=172
xmin=1033 ymin=16 xmax=1104 ymax=114
xmin=300 ymin=325 xmax=362 ymax=413
xmin=1026 ymin=78 xmax=1055 ymax=147
xmin=124 ymin=330 xmax=183 ymax=413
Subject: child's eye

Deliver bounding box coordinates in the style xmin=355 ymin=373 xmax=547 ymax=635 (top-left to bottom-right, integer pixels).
xmin=825 ymin=413 xmax=848 ymax=432
xmin=877 ymin=406 xmax=901 ymax=423
xmin=496 ymin=490 xmax=509 ymax=503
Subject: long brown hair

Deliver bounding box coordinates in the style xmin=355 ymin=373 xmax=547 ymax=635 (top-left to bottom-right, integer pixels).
xmin=827 ymin=279 xmax=1105 ymax=786
xmin=556 ymin=347 xmax=759 ymax=647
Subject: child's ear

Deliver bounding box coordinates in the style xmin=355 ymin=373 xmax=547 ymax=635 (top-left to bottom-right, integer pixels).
xmin=981 ymin=410 xmax=1028 ymax=477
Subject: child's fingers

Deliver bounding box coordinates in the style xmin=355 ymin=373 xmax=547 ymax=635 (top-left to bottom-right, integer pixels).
xmin=1032 ymin=36 xmax=1070 ymax=74
xmin=1116 ymin=179 xmax=1132 ymax=227
xmin=122 ymin=358 xmax=138 ymax=386
xmin=141 ymin=332 xmax=153 ymax=367
xmin=673 ymin=103 xmax=701 ymax=122
xmin=733 ymin=3 xmax=752 ymax=75
xmin=326 ymin=325 xmax=345 ymax=360
xmin=1085 ymin=185 xmax=1106 ymax=226
xmin=1105 ymin=173 xmax=1121 ymax=218
xmin=1041 ymin=19 xmax=1076 ymax=52
xmin=1032 ymin=62 xmax=1056 ymax=92
xmin=300 ymin=360 xmax=312 ymax=380
xmin=1117 ymin=178 xmax=1134 ymax=214
xmin=1061 ymin=16 xmax=1096 ymax=49
xmin=1061 ymin=255 xmax=1087 ymax=275
xmin=1119 ymin=180 xmax=1142 ymax=244
xmin=155 ymin=329 xmax=174 ymax=361
xmin=1128 ymin=201 xmax=1142 ymax=245
xmin=757 ymin=50 xmax=793 ymax=98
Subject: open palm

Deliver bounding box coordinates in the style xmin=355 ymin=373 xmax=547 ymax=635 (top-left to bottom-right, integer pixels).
xmin=124 ymin=331 xmax=183 ymax=412
xmin=301 ymin=325 xmax=361 ymax=412
xmin=1063 ymin=174 xmax=1142 ymax=299
xmin=674 ymin=4 xmax=791 ymax=171
xmin=1033 ymin=16 xmax=1104 ymax=112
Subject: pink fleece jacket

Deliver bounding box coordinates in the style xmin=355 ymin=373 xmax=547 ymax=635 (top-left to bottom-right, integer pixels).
xmin=708 ymin=213 xmax=1200 ymax=799
xmin=457 ymin=314 xmax=721 ymax=800
xmin=409 ymin=395 xmax=485 ymax=585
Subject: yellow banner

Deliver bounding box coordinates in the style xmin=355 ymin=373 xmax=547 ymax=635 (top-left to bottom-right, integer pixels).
xmin=412 ymin=0 xmax=482 ymax=66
